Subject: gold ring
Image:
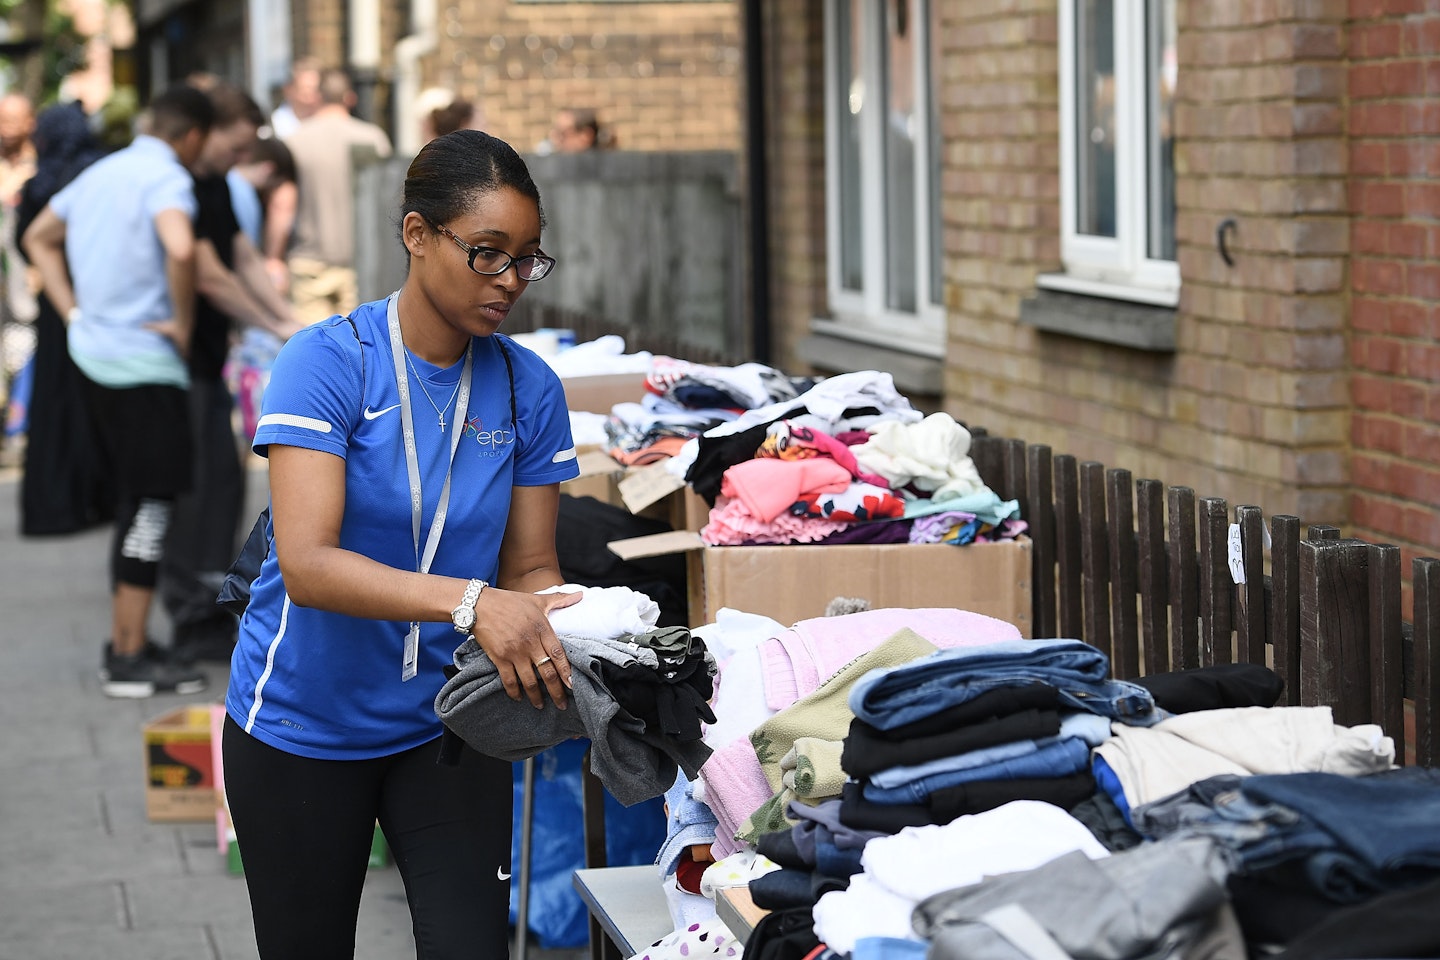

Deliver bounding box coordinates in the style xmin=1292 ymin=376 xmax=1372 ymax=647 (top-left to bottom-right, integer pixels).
xmin=535 ymin=656 xmax=552 ymax=667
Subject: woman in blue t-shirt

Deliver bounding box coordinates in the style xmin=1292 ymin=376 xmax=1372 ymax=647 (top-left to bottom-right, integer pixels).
xmin=222 ymin=129 xmax=584 ymax=959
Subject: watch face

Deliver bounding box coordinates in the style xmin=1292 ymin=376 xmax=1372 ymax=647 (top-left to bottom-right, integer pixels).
xmin=453 ymin=606 xmax=475 ymax=629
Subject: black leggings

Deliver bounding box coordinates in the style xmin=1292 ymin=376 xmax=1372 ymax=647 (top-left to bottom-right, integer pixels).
xmin=222 ymin=716 xmax=513 ymax=959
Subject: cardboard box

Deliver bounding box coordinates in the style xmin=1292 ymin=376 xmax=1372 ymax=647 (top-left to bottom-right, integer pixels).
xmin=616 ymin=460 xmax=710 ymax=532
xmin=560 ymin=453 xmax=711 ymax=532
xmin=561 ymin=373 xmax=648 ymax=414
xmin=559 ymin=447 xmax=630 ymax=506
xmin=611 ymin=534 xmax=1033 ymax=635
xmin=144 ymin=704 xmax=218 ymax=822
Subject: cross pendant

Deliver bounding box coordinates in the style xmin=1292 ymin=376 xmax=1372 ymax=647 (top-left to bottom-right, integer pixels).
xmin=438 ymin=414 xmax=446 ymax=431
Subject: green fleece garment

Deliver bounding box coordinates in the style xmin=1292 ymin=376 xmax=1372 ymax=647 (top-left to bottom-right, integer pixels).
xmin=750 ymin=627 xmax=938 ymax=791
xmin=782 ymin=737 xmax=847 ymax=800
xmin=738 ymin=737 xmax=848 ymax=844
xmin=737 ymin=628 xmax=937 ymax=843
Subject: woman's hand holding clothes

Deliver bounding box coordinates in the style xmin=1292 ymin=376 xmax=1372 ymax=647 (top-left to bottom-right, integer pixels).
xmin=472 ymin=588 xmax=581 ymax=709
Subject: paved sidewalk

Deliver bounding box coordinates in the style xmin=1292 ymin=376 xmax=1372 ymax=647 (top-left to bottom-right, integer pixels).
xmin=0 ymin=465 xmax=586 ymax=960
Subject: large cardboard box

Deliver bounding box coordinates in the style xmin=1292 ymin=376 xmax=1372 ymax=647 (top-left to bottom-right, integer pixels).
xmin=561 ymin=373 xmax=648 ymax=414
xmin=144 ymin=704 xmax=217 ymax=822
xmin=559 ymin=448 xmax=629 ymax=505
xmin=561 ymin=455 xmax=710 ymax=533
xmin=614 ymin=461 xmax=710 ymax=531
xmin=559 ymin=372 xmax=649 ymax=509
xmin=611 ymin=534 xmax=1033 ymax=635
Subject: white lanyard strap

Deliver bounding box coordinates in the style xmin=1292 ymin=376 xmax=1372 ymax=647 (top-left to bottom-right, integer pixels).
xmin=385 ymin=292 xmax=473 ymax=679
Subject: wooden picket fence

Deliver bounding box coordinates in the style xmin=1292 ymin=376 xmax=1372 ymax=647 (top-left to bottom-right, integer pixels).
xmin=966 ymin=434 xmax=1440 ymax=767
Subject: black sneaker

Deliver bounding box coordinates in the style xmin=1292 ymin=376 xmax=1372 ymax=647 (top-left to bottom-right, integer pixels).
xmin=99 ymin=642 xmax=208 ymax=698
xmin=97 ymin=639 xmax=170 ymax=680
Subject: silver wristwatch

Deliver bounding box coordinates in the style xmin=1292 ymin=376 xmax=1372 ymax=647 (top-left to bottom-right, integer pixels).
xmin=450 ymin=578 xmax=487 ymax=635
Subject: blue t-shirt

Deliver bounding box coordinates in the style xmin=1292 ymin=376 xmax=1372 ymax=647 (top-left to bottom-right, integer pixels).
xmin=226 ymin=298 xmax=580 ymax=759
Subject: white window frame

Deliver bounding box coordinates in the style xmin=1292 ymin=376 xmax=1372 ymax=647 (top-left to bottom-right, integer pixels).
xmin=1046 ymin=0 xmax=1179 ymax=307
xmin=816 ymin=0 xmax=945 ymax=359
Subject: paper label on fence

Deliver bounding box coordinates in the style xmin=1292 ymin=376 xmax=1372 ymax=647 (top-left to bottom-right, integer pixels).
xmin=618 ymin=461 xmax=686 ymax=513
xmin=1228 ymin=523 xmax=1245 ymax=585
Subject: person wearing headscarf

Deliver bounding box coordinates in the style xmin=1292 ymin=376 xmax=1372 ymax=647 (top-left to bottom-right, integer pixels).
xmin=16 ymin=102 xmax=114 ymax=536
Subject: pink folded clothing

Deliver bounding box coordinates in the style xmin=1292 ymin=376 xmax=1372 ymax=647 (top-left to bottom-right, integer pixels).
xmin=721 ymin=457 xmax=854 ymax=524
xmin=698 ymin=738 xmax=774 ymax=857
xmin=758 ymin=607 xmax=1023 ymax=711
xmin=757 ymin=421 xmax=891 ymax=489
xmin=700 ymin=496 xmax=851 ymax=546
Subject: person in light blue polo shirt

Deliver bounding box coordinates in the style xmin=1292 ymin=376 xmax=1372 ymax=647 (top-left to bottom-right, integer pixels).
xmin=22 ymin=84 xmax=214 ymax=698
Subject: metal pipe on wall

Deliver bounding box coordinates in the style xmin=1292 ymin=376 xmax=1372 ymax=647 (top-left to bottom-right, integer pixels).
xmin=742 ymin=0 xmax=772 ymax=365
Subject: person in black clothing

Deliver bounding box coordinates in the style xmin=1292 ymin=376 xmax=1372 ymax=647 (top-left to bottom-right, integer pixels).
xmin=15 ymin=103 xmax=114 ymax=536
xmin=159 ymin=81 xmax=301 ymax=663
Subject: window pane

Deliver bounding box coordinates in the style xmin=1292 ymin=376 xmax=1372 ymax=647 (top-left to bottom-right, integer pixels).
xmin=884 ymin=0 xmax=918 ymax=313
xmin=1147 ymin=0 xmax=1177 ymax=261
xmin=837 ymin=0 xmax=865 ymax=292
xmin=927 ymin=0 xmax=942 ymax=306
xmin=1075 ymin=0 xmax=1116 ymax=238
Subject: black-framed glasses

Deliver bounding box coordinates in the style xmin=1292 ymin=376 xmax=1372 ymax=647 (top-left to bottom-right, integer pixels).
xmin=433 ymin=223 xmax=556 ymax=281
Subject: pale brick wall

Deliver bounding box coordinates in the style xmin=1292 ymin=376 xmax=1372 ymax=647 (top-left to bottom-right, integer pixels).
xmin=428 ymin=0 xmax=742 ymax=152
xmin=1347 ymin=4 xmax=1440 ymax=610
xmin=759 ymin=0 xmax=826 ymax=367
xmin=938 ymin=1 xmax=1352 ymax=524
xmin=757 ymin=0 xmax=1440 ymax=579
xmin=291 ymin=0 xmax=345 ymax=70
xmin=291 ymin=1 xmax=742 ymax=152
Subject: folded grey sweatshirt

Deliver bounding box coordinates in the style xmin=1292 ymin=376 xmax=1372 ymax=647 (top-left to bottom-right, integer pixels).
xmin=435 ymin=636 xmax=713 ymax=806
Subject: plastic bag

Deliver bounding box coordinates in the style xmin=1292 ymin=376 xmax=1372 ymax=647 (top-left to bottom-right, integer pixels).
xmin=509 ymin=739 xmax=667 ymax=947
xmin=216 ymin=508 xmax=270 ymax=615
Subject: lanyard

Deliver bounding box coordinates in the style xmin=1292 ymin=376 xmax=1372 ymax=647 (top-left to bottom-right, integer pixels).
xmin=385 ymin=292 xmax=473 ymax=680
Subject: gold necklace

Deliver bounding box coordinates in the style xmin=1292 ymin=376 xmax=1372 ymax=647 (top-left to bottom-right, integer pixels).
xmin=405 ymin=352 xmax=463 ymax=431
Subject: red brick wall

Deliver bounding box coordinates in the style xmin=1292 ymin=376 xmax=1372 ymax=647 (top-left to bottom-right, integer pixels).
xmin=1348 ymin=3 xmax=1440 ymax=603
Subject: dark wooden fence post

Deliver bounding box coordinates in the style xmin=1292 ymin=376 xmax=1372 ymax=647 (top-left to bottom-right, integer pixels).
xmin=971 ymin=434 xmax=1002 ymax=493
xmin=1168 ymin=487 xmax=1199 ymax=670
xmin=1080 ymin=461 xmax=1111 ymax=658
xmin=1028 ymin=445 xmax=1057 ymax=639
xmin=1136 ymin=479 xmax=1169 ymax=676
xmin=1107 ymin=469 xmax=1139 ymax=679
xmin=1003 ymin=438 xmax=1027 ymax=509
xmin=1299 ymin=539 xmax=1371 ymax=725
xmin=1367 ymin=543 xmax=1404 ymax=763
xmin=1414 ymin=557 xmax=1440 ymax=768
xmin=1270 ymin=515 xmax=1302 ymax=705
xmin=1235 ymin=506 xmax=1267 ymax=665
xmin=1198 ymin=497 xmax=1232 ymax=665
xmin=1055 ymin=455 xmax=1084 ymax=640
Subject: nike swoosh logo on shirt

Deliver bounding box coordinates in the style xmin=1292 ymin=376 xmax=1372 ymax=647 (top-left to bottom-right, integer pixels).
xmin=363 ymin=403 xmax=402 ymax=420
